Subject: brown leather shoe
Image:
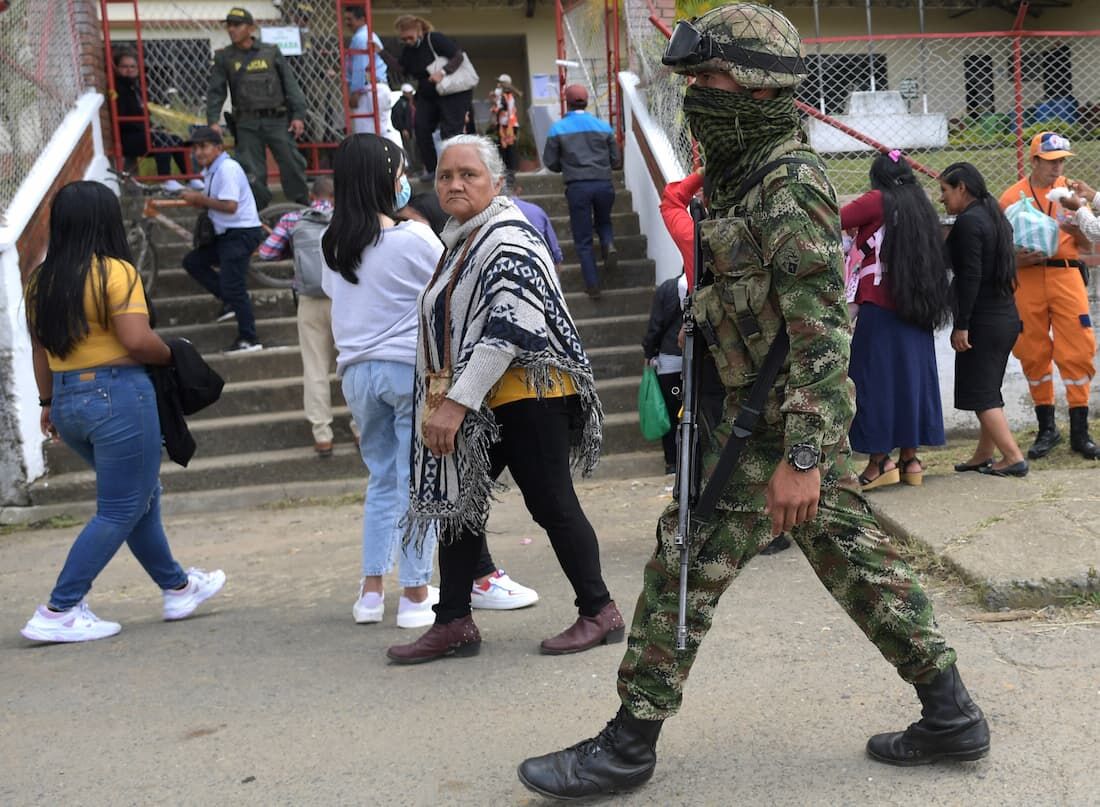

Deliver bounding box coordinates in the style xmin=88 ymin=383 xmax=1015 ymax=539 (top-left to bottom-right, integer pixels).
xmin=540 ymin=601 xmax=625 ymax=655
xmin=313 ymin=441 xmax=333 ymax=458
xmin=386 ymin=615 xmax=481 ymax=665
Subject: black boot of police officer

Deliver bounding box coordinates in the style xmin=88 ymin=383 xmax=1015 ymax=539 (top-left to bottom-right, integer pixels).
xmin=866 ymin=664 xmax=990 ymax=766
xmin=517 ymin=706 xmax=662 ymax=799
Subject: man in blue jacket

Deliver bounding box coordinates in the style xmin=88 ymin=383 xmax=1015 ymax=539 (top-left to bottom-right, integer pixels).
xmin=543 ymin=84 xmax=620 ymax=298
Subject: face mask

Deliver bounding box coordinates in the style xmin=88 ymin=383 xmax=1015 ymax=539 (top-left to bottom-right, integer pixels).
xmin=395 ymin=174 xmax=411 ymax=209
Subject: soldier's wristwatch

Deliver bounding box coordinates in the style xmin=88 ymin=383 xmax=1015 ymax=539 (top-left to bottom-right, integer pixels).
xmin=787 ymin=443 xmax=820 ymax=472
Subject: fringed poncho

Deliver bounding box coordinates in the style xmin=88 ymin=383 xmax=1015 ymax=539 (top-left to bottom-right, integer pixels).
xmin=404 ymin=196 xmax=603 ymax=550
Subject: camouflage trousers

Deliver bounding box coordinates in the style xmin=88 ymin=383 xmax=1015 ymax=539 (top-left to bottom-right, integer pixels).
xmin=616 ymin=482 xmax=956 ymax=721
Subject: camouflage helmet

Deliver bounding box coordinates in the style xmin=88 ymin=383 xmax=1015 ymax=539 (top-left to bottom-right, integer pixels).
xmin=663 ymin=2 xmax=808 ymax=89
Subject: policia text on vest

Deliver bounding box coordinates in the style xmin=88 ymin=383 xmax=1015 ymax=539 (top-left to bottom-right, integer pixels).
xmin=206 ymin=34 xmax=310 ymax=209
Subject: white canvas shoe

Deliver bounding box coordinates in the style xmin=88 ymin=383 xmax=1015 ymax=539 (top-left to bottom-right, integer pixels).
xmin=20 ymin=602 xmax=121 ymax=643
xmin=163 ymin=568 xmax=226 ymax=621
xmin=396 ymin=585 xmax=440 ymax=629
xmin=471 ymin=570 xmax=539 ymax=610
xmin=353 ymin=583 xmax=384 ymax=624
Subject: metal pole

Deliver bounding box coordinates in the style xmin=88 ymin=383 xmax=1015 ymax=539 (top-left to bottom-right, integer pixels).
xmin=865 ymin=0 xmax=875 ymax=92
xmin=813 ymin=0 xmax=825 ymax=113
xmin=918 ymin=0 xmax=928 ymax=113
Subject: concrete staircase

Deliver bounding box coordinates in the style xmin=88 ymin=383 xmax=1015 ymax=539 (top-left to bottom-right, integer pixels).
xmin=28 ymin=171 xmax=665 ymax=515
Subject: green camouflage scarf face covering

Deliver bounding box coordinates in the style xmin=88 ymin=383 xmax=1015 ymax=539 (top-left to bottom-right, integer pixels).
xmin=683 ymin=84 xmax=802 ymax=212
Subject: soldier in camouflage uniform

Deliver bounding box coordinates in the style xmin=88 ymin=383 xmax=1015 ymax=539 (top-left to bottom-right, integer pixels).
xmin=518 ymin=4 xmax=990 ymax=800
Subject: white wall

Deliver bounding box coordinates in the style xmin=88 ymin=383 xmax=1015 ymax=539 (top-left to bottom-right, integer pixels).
xmin=0 ymin=92 xmax=108 ymax=502
xmin=618 ymin=72 xmax=684 ymax=287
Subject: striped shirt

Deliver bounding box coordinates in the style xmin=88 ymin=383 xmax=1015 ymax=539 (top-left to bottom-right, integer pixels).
xmin=258 ymin=199 xmax=333 ymax=261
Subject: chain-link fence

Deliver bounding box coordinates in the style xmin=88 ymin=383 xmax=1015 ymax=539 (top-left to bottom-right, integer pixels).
xmin=561 ymin=0 xmax=620 ymax=127
xmin=100 ymin=1 xmax=393 ymax=178
xmin=622 ymin=1 xmax=1100 ymax=198
xmin=0 ymin=0 xmax=86 ymax=212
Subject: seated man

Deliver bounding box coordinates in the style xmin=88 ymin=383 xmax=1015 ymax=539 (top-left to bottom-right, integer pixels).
xmin=181 ymin=126 xmax=265 ymax=353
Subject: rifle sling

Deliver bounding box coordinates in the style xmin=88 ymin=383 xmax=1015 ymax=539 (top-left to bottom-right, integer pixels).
xmin=692 ymin=324 xmax=789 ymax=522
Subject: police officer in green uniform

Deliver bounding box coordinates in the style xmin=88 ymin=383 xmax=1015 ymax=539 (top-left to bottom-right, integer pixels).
xmin=517 ymin=4 xmax=990 ymax=799
xmin=206 ymin=7 xmax=309 ymax=209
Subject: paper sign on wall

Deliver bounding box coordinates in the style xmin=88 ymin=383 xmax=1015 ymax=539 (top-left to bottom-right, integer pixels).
xmin=260 ymin=26 xmax=303 ymax=56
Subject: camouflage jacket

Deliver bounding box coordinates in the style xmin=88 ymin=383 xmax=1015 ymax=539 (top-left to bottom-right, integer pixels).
xmin=692 ymin=140 xmax=855 ymax=465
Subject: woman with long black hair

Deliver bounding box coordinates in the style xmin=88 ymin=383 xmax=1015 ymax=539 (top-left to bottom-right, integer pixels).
xmin=841 ymin=150 xmax=951 ymax=489
xmin=21 ymin=181 xmax=225 ymax=643
xmin=940 ymin=162 xmax=1027 ymax=477
xmin=321 ymin=133 xmax=443 ymax=628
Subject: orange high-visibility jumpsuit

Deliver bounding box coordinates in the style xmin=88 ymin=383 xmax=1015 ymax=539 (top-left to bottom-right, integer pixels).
xmin=1001 ymin=178 xmax=1095 ymax=407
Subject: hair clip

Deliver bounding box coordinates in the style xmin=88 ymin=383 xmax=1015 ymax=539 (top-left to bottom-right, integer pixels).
xmin=888 ymin=149 xmax=902 ymax=163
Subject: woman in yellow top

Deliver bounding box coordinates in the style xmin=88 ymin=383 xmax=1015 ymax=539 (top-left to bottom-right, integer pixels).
xmin=20 ymin=181 xmax=226 ymax=644
xmin=387 ymin=135 xmax=621 ymax=664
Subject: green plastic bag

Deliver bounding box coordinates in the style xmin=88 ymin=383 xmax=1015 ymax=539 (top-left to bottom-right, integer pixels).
xmin=638 ymin=366 xmax=671 ymax=440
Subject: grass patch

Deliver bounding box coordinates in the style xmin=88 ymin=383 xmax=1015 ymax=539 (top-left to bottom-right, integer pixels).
xmin=260 ymin=492 xmax=363 ymax=511
xmin=0 ymin=514 xmax=83 ymax=536
xmin=1058 ymin=590 xmax=1100 ymax=608
xmin=855 ymin=417 xmax=1100 ymax=478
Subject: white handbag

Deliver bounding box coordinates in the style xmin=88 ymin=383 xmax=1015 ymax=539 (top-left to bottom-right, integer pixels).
xmin=426 ymin=35 xmax=479 ymax=96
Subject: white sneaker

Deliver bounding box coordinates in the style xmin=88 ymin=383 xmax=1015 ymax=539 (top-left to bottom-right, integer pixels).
xmin=162 ymin=179 xmax=185 ymax=193
xmin=20 ymin=602 xmax=121 ymax=643
xmin=187 ymin=179 xmax=205 ymax=191
xmin=396 ymin=585 xmax=440 ymax=629
xmin=471 ymin=570 xmax=539 ymax=610
xmin=163 ymin=568 xmax=226 ymax=621
xmin=353 ymin=584 xmax=384 ymax=624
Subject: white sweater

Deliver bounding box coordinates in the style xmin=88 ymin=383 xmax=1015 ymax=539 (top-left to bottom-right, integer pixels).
xmin=322 ymin=220 xmax=442 ymax=375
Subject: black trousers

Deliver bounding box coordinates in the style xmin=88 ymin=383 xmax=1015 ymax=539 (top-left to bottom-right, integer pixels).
xmin=414 ymin=89 xmax=474 ymax=173
xmin=182 ymin=227 xmax=265 ymax=341
xmin=657 ymin=371 xmax=682 ymax=466
xmin=435 ymin=395 xmax=612 ymax=623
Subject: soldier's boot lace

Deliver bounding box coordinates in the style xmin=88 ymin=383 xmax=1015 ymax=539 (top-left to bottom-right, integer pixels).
xmin=1068 ymin=407 xmax=1100 ymax=459
xmin=517 ymin=706 xmax=662 ymax=799
xmin=866 ymin=664 xmax=990 ymax=766
xmin=1027 ymin=404 xmax=1062 ymax=459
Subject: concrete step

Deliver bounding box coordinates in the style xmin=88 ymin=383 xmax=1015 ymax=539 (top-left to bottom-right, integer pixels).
xmin=19 ymin=448 xmax=666 ymax=522
xmin=197 ymin=342 xmax=642 ymax=386
xmin=155 ymin=289 xmax=296 ymax=327
xmin=146 ymin=237 xmax=653 ymax=299
xmin=512 ymin=190 xmax=635 ymax=218
xmin=156 ymin=309 xmax=651 ymax=354
xmin=33 ymin=407 xmax=659 ymax=505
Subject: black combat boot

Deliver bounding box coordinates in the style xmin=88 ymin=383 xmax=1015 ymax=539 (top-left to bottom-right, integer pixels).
xmin=866 ymin=665 xmax=990 ymax=766
xmin=518 ymin=706 xmax=662 ymax=799
xmin=1027 ymin=404 xmax=1062 ymax=459
xmin=1069 ymin=407 xmax=1100 ymax=459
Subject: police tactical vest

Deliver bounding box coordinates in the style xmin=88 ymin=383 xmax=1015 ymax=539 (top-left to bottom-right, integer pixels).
xmin=290 ymin=208 xmax=332 ymax=298
xmin=221 ymin=43 xmax=286 ymax=113
xmin=692 ymin=144 xmax=826 ymax=405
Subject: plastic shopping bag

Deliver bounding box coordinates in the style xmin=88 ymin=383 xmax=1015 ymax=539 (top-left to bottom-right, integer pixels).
xmin=638 ymin=365 xmax=671 ymax=441
xmin=1004 ymin=192 xmax=1059 ymax=257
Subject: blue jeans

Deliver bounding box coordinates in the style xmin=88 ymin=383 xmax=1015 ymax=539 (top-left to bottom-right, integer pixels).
xmin=565 ymin=179 xmax=616 ymax=289
xmin=342 ymin=360 xmax=436 ymax=586
xmin=182 ymin=226 xmax=265 ymax=341
xmin=48 ymin=366 xmax=187 ymax=610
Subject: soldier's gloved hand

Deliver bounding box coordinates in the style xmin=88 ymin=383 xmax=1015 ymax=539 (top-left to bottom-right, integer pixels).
xmin=764 ymin=461 xmax=820 ymax=537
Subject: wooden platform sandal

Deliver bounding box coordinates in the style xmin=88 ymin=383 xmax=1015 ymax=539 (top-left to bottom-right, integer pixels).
xmin=858 ymin=456 xmax=900 ymax=491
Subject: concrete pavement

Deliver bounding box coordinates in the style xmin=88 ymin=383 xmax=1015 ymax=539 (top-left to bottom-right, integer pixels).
xmin=1 ymin=471 xmax=1098 ymax=805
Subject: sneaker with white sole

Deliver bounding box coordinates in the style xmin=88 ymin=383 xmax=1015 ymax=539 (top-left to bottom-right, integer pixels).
xmin=353 ymin=586 xmax=385 ymax=624
xmin=471 ymin=570 xmax=539 ymax=610
xmin=163 ymin=568 xmax=226 ymax=621
xmin=21 ymin=601 xmax=121 ymax=643
xmin=162 ymin=179 xmax=185 ymax=193
xmin=187 ymin=179 xmax=205 ymax=191
xmin=396 ymin=585 xmax=440 ymax=629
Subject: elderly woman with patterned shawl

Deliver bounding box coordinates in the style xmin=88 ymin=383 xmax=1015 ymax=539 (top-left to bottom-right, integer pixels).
xmin=387 ymin=135 xmax=622 ymax=665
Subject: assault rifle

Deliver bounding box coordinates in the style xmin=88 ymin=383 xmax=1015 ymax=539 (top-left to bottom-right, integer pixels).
xmin=673 ymin=199 xmax=708 ymax=651
xmin=674 ymin=168 xmax=795 ymax=651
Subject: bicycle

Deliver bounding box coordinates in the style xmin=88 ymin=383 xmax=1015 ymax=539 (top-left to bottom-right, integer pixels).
xmin=109 ymin=168 xmax=303 ymax=294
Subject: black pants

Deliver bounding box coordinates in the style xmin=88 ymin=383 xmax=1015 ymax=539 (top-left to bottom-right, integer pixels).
xmin=435 ymin=395 xmax=612 ymax=624
xmin=657 ymin=371 xmax=682 ymax=466
xmin=414 ymin=89 xmax=474 ymax=173
xmin=182 ymin=227 xmax=265 ymax=341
